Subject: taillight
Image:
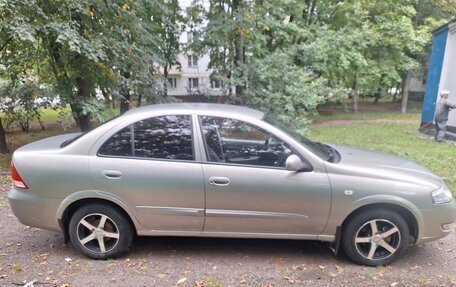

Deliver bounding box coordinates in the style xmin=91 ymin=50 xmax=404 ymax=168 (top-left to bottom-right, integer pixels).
xmin=11 ymin=161 xmax=29 ymax=189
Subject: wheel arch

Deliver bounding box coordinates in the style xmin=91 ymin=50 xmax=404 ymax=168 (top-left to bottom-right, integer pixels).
xmin=341 ymin=203 xmax=419 ymax=244
xmin=59 ymin=197 xmax=138 ymax=243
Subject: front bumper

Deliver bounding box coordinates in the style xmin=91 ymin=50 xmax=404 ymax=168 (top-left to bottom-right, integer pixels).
xmin=8 ymin=187 xmax=62 ymax=231
xmin=417 ymin=200 xmax=456 ymax=244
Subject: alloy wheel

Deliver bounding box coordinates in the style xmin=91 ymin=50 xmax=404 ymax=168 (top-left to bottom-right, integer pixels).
xmin=76 ymin=213 xmax=120 ymax=254
xmin=354 ymin=219 xmax=401 ymax=261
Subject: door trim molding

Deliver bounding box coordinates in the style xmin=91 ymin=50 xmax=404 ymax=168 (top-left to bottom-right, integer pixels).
xmin=206 ymin=209 xmax=309 ymax=220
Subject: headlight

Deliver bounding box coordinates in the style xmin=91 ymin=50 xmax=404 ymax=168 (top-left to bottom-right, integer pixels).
xmin=432 ymin=185 xmax=454 ymax=204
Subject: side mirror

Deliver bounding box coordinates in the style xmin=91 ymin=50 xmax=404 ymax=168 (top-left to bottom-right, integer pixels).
xmin=285 ymin=155 xmax=313 ymax=172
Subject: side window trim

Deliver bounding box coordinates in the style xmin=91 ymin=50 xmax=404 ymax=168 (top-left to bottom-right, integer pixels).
xmin=198 ymin=115 xmax=222 ymax=163
xmin=198 ymin=115 xmax=295 ymax=168
xmin=130 ymin=124 xmax=135 ymax=157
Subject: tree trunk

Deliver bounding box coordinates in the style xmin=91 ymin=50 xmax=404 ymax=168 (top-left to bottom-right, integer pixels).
xmin=373 ymin=87 xmax=381 ymax=105
xmin=137 ymin=94 xmax=143 ymax=107
xmin=101 ymin=88 xmax=111 ymax=105
xmin=233 ymin=0 xmax=244 ymax=105
xmin=72 ymin=77 xmax=92 ymax=132
xmin=120 ymin=72 xmax=131 ymax=114
xmin=0 ymin=118 xmax=9 ymax=154
xmin=399 ymin=0 xmax=421 ymax=113
xmin=163 ymin=66 xmax=169 ymax=98
xmin=351 ymin=69 xmax=360 ymax=113
xmin=401 ymin=72 xmax=412 ymax=114
xmin=392 ymin=83 xmax=400 ymax=102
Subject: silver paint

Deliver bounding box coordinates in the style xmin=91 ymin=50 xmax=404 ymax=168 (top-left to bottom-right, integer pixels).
xmin=6 ymin=103 xmax=456 ymax=252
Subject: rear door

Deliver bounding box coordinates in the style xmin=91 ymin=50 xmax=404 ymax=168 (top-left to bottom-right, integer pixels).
xmin=89 ymin=114 xmax=205 ymax=231
xmin=199 ymin=115 xmax=332 ymax=235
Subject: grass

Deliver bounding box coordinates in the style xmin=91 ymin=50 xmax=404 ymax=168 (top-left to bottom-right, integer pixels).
xmin=194 ymin=276 xmax=223 ymax=287
xmin=309 ymin=113 xmax=456 ymax=193
xmin=39 ymin=106 xmax=120 ymax=123
xmin=39 ymin=107 xmax=66 ymax=122
xmin=11 ymin=263 xmax=22 ymax=273
xmin=312 ymin=111 xmax=421 ymax=123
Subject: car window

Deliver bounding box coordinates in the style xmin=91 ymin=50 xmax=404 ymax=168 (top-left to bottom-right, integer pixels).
xmin=98 ymin=126 xmax=133 ymax=157
xmin=133 ymin=115 xmax=193 ymax=160
xmin=200 ymin=116 xmax=291 ymax=167
xmin=263 ymin=115 xmax=332 ymax=161
xmin=98 ymin=115 xmax=194 ymax=161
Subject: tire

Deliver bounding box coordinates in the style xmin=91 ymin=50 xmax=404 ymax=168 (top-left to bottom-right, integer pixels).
xmin=342 ymin=209 xmax=410 ymax=266
xmin=68 ymin=203 xmax=133 ymax=260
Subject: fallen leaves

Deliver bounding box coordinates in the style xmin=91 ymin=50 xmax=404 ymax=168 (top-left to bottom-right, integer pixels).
xmin=176 ymin=277 xmax=187 ymax=285
xmin=283 ymin=275 xmax=294 ymax=283
xmin=195 ymin=279 xmax=208 ymax=287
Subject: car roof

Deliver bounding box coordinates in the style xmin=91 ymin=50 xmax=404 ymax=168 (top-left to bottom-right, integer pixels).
xmin=124 ymin=103 xmax=265 ymax=119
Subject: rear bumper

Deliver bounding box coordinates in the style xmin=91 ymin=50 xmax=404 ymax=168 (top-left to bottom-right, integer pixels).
xmin=8 ymin=188 xmax=62 ymax=232
xmin=417 ymin=200 xmax=456 ymax=244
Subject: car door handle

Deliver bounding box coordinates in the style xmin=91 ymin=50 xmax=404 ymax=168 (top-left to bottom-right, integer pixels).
xmin=101 ymin=170 xmax=122 ymax=179
xmin=208 ymin=176 xmax=230 ymax=186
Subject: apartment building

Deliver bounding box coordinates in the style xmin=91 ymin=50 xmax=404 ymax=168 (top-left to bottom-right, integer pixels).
xmin=165 ymin=31 xmax=227 ymax=102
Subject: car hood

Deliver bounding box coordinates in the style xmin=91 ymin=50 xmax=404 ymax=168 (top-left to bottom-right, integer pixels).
xmin=325 ymin=144 xmax=443 ymax=190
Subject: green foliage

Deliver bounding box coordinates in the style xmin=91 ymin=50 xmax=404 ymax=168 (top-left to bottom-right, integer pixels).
xmin=0 ymin=82 xmax=52 ymax=132
xmin=187 ymin=0 xmax=440 ymax=128
xmin=1 ymin=0 xmax=178 ymax=131
xmin=0 ymin=0 xmax=454 ymax=134
xmin=241 ymin=49 xmax=329 ymax=134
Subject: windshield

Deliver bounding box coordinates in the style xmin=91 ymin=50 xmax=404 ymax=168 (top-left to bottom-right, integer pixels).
xmin=263 ymin=115 xmax=333 ymax=161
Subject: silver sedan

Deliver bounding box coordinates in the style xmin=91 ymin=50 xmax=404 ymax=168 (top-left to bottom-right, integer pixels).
xmin=8 ymin=103 xmax=456 ymax=266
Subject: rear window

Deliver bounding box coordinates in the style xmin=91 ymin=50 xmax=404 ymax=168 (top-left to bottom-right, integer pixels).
xmin=98 ymin=115 xmax=194 ymax=161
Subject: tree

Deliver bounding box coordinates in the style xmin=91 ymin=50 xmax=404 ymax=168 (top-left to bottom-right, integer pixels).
xmin=1 ymin=0 xmax=171 ymax=132
xmin=153 ymin=0 xmax=182 ymax=98
xmin=0 ymin=0 xmax=40 ymax=153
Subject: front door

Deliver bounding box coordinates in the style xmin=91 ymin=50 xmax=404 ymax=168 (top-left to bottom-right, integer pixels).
xmin=199 ymin=116 xmax=331 ymax=235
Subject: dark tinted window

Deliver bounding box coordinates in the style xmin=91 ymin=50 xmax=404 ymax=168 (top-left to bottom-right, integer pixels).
xmin=98 ymin=126 xmax=133 ymax=156
xmin=98 ymin=115 xmax=194 ymax=161
xmin=133 ymin=115 xmax=193 ymax=160
xmin=200 ymin=116 xmax=291 ymax=167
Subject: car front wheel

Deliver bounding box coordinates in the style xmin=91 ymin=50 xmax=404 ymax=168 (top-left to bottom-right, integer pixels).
xmin=342 ymin=209 xmax=410 ymax=266
xmin=68 ymin=203 xmax=133 ymax=259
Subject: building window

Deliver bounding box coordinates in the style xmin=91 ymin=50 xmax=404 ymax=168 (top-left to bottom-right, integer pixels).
xmin=211 ymin=80 xmax=222 ymax=89
xmin=167 ymin=78 xmax=177 ymax=89
xmin=187 ymin=32 xmax=193 ymax=43
xmin=188 ymin=78 xmax=199 ymax=89
xmin=188 ymin=55 xmax=198 ymax=67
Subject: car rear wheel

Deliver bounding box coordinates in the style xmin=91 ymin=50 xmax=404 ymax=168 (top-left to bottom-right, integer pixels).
xmin=342 ymin=209 xmax=410 ymax=266
xmin=69 ymin=203 xmax=133 ymax=259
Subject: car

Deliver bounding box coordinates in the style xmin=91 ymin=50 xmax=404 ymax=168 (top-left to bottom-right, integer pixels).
xmin=8 ymin=103 xmax=456 ymax=266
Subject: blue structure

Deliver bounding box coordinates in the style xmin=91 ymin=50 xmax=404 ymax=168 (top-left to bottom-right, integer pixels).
xmin=421 ymin=20 xmax=456 ymax=130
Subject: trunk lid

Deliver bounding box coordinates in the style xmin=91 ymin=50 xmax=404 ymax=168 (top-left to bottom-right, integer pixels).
xmin=15 ymin=133 xmax=82 ymax=154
